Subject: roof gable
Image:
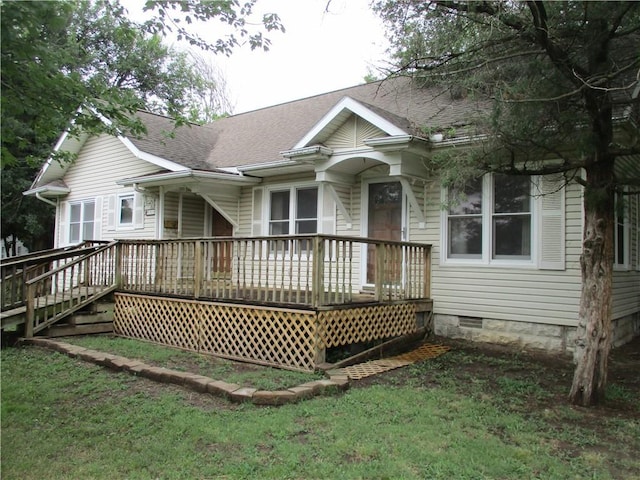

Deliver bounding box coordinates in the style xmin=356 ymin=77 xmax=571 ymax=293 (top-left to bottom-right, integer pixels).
xmin=324 ymin=114 xmax=388 ymax=150
xmin=30 ymin=110 xmax=213 ymax=190
xmin=294 ymin=97 xmax=408 ymax=149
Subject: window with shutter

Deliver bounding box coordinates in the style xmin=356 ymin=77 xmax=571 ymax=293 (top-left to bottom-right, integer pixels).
xmin=537 ymin=174 xmax=565 ymax=270
xmin=443 ymin=173 xmax=564 ymax=269
xmin=251 ymin=187 xmax=263 ymax=236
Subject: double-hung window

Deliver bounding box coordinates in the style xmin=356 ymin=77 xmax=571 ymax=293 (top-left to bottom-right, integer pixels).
xmin=492 ymin=175 xmax=532 ymax=259
xmin=614 ymin=190 xmax=630 ymax=269
xmin=446 ymin=174 xmax=532 ymax=263
xmin=447 ymin=178 xmax=483 ymax=258
xmin=268 ymin=186 xmax=318 ymax=251
xmin=118 ymin=194 xmax=135 ymax=227
xmin=69 ymin=200 xmax=95 ymax=243
xmin=269 ymin=187 xmax=318 ymax=235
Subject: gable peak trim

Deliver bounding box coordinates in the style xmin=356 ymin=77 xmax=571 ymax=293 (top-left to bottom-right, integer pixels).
xmin=294 ymin=96 xmax=408 ymax=149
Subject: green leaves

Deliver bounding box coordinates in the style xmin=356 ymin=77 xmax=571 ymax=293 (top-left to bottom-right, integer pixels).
xmin=1 ymin=0 xmax=283 ymax=250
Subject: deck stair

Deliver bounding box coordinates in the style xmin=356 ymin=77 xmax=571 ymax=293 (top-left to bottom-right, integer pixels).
xmin=1 ymin=241 xmax=119 ymax=337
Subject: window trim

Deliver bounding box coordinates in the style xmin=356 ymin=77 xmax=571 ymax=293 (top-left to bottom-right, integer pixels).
xmin=441 ymin=174 xmax=537 ymax=268
xmin=265 ymin=184 xmax=319 ymax=235
xmin=68 ymin=199 xmax=96 ymax=244
xmin=117 ymin=193 xmax=135 ymax=229
xmin=264 ymin=183 xmax=319 ymax=255
xmin=614 ymin=189 xmax=631 ymax=271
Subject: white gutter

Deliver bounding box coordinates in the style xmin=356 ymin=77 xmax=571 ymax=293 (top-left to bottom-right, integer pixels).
xmin=280 ymin=145 xmax=333 ymax=159
xmin=117 ymin=169 xmax=261 ymax=186
xmin=363 ymin=135 xmax=417 ymax=148
xmin=35 ymin=193 xmax=57 ymax=207
xmin=237 ymin=159 xmax=302 ymax=173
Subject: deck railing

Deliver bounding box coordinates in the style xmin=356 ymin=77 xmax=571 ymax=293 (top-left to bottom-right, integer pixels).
xmin=24 ymin=241 xmax=119 ymax=336
xmin=119 ymin=235 xmax=431 ymax=308
xmin=0 ymin=241 xmax=109 ymax=311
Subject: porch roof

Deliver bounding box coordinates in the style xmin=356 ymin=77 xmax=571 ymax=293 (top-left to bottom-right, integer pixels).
xmin=116 ymin=168 xmax=261 ymax=189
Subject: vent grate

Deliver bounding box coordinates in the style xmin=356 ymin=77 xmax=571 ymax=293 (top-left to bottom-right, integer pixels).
xmin=459 ymin=316 xmax=483 ymax=329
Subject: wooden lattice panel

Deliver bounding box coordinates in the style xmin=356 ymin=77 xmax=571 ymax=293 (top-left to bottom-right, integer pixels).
xmin=114 ymin=293 xmax=320 ymax=371
xmin=319 ymin=303 xmax=417 ymax=348
xmin=114 ymin=294 xmax=200 ymax=352
xmin=334 ymin=343 xmax=451 ymax=380
xmin=198 ymin=303 xmax=319 ymax=371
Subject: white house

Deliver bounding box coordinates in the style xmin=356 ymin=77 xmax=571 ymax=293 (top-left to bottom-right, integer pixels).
xmin=25 ymin=76 xmax=640 ymax=354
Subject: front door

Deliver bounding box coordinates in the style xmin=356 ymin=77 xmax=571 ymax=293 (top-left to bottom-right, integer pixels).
xmin=366 ymin=181 xmax=403 ymax=284
xmin=211 ymin=208 xmax=233 ymax=275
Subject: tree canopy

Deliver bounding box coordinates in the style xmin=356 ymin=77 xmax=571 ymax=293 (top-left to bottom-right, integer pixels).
xmin=0 ymin=0 xmax=282 ymax=252
xmin=374 ymin=0 xmax=639 ymax=406
xmin=375 ymin=1 xmax=639 ymax=188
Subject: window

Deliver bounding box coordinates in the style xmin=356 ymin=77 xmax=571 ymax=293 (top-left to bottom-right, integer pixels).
xmin=69 ymin=200 xmax=95 ymax=243
xmin=269 ymin=190 xmax=290 ymax=235
xmin=295 ymin=188 xmax=318 ymax=234
xmin=445 ymin=174 xmax=532 ymax=263
xmin=119 ymin=194 xmax=134 ymax=226
xmin=448 ymin=179 xmax=483 ymax=258
xmin=268 ymin=186 xmax=318 ymax=252
xmin=492 ymin=175 xmax=531 ymax=259
xmin=614 ymin=190 xmax=630 ymax=268
xmin=269 ymin=187 xmax=318 ymax=235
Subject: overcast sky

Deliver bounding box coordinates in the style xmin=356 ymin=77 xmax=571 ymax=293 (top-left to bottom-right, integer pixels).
xmin=124 ymin=0 xmax=390 ymax=114
xmin=215 ymin=0 xmax=389 ymax=113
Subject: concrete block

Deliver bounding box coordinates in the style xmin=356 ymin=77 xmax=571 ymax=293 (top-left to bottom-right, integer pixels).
xmin=182 ymin=374 xmax=214 ymax=392
xmin=206 ymin=380 xmax=241 ymax=398
xmin=252 ymin=390 xmax=296 ymax=406
xmin=229 ymin=387 xmax=257 ymax=402
xmin=287 ymin=386 xmax=315 ymax=401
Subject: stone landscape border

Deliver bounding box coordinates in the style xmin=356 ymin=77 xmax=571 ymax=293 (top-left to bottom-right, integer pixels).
xmin=20 ymin=338 xmax=350 ymax=406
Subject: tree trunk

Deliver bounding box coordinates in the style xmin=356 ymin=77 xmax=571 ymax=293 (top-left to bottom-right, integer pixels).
xmin=569 ymin=165 xmax=615 ymax=406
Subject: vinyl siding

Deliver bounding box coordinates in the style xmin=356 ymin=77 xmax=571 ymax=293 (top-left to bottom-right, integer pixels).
xmin=57 ymin=135 xmax=160 ymax=245
xmin=181 ymin=193 xmax=206 ymax=237
xmin=429 ymin=181 xmax=584 ymax=327
xmin=237 ymin=187 xmax=253 ymax=237
xmin=612 ymin=193 xmax=640 ymax=319
xmin=324 ymin=115 xmax=386 ymax=150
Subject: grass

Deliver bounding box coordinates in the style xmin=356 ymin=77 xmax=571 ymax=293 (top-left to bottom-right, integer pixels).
xmin=2 ymin=341 xmax=639 ymax=480
xmin=63 ymin=335 xmax=323 ymax=391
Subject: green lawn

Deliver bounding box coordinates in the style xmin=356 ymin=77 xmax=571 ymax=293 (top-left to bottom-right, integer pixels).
xmin=2 ymin=340 xmax=638 ymax=480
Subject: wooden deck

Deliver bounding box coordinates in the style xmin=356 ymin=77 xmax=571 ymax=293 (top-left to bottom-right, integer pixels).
xmin=2 ymin=235 xmax=432 ymax=370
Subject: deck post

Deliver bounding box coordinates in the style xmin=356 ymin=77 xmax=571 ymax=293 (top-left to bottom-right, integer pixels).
xmin=423 ymin=246 xmax=431 ymax=299
xmin=375 ymin=243 xmax=385 ymax=301
xmin=312 ymin=236 xmax=325 ymax=308
xmin=114 ymin=242 xmax=123 ymax=289
xmin=194 ymin=241 xmax=203 ymax=299
xmin=25 ymin=283 xmax=35 ymax=338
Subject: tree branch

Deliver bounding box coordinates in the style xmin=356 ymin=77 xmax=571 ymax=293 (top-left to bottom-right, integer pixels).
xmin=608 ymin=2 xmax=639 ymax=38
xmin=526 ymin=1 xmax=588 ymax=85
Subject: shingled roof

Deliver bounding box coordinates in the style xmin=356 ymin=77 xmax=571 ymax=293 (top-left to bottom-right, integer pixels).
xmin=127 ymin=111 xmax=218 ymax=170
xmin=133 ymin=76 xmax=487 ymax=171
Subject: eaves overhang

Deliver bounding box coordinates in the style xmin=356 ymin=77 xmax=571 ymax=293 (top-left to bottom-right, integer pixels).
xmin=280 ymin=145 xmax=333 ymax=161
xmin=237 ymin=159 xmax=315 ymax=177
xmin=363 ymin=135 xmax=435 ymax=155
xmin=23 ymin=184 xmax=71 ymax=197
xmin=116 ymin=169 xmax=261 ymax=188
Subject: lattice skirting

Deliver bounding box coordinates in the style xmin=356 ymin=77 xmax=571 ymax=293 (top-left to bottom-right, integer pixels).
xmin=319 ymin=303 xmax=418 ymax=348
xmin=114 ymin=293 xmax=421 ymax=371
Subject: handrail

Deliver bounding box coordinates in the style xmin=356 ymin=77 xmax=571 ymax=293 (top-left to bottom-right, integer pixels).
xmin=117 ymin=234 xmax=428 ymax=249
xmin=25 ymin=241 xmax=118 ymax=286
xmin=1 ymin=241 xmax=108 ymax=271
xmin=118 ymin=235 xmax=432 ymax=308
xmin=1 ymin=241 xmax=111 ymax=311
xmin=24 ymin=241 xmax=119 ymax=337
